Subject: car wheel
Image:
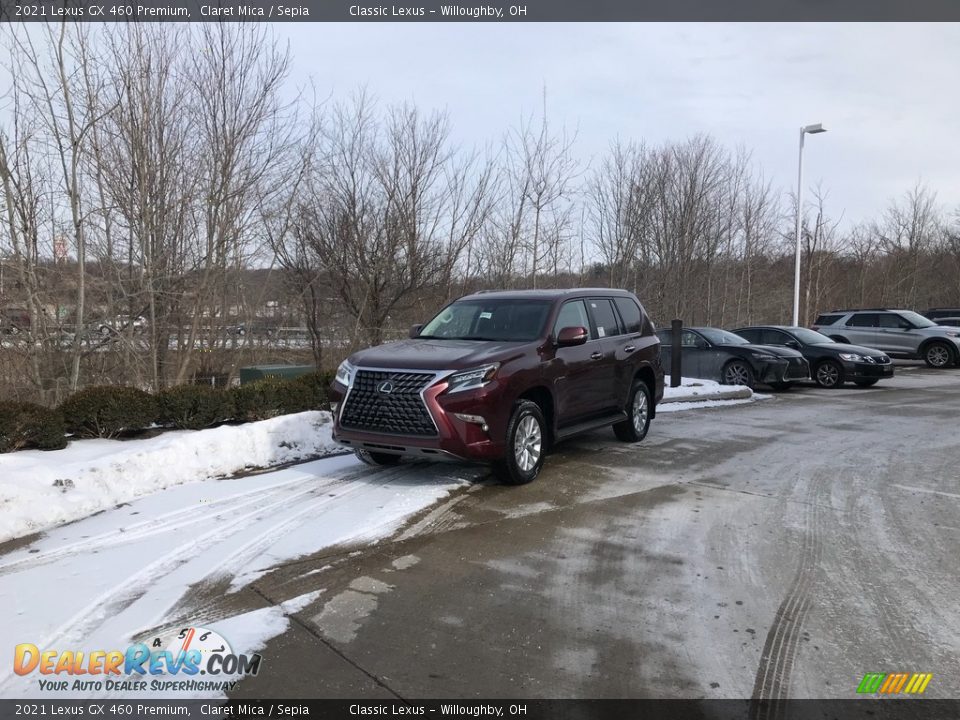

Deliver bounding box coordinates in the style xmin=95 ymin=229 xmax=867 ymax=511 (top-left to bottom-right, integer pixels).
xmin=814 ymin=359 xmax=844 ymax=388
xmin=614 ymin=381 xmax=652 ymax=442
xmin=854 ymin=379 xmax=879 ymax=387
xmin=923 ymin=341 xmax=953 ymax=369
xmin=769 ymin=382 xmax=793 ymax=391
xmin=722 ymin=360 xmax=755 ymax=388
xmin=355 ymin=449 xmax=401 ymax=466
xmin=492 ymin=400 xmax=546 ymax=486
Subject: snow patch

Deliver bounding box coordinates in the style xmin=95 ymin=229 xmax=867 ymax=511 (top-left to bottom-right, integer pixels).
xmin=0 ymin=411 xmax=341 ymax=543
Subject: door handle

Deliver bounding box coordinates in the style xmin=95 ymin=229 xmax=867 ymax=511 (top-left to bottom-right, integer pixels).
xmin=590 ymin=351 xmax=603 ymax=360
xmin=624 ymin=345 xmax=637 ymax=353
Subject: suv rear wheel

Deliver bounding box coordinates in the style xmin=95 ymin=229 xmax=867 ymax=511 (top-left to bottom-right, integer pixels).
xmin=614 ymin=380 xmax=651 ymax=442
xmin=923 ymin=341 xmax=954 ymax=368
xmin=492 ymin=400 xmax=546 ymax=485
xmin=355 ymin=449 xmax=402 ymax=467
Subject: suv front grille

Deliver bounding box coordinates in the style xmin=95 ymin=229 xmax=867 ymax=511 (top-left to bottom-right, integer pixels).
xmin=340 ymin=370 xmax=438 ymax=437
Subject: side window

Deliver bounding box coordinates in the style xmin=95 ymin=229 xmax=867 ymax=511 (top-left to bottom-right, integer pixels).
xmin=680 ymin=330 xmax=702 ymax=348
xmin=761 ymin=329 xmax=788 ymax=345
xmin=587 ymin=299 xmax=622 ymax=338
xmin=814 ymin=313 xmax=842 ymax=326
xmin=655 ymin=329 xmax=671 ymax=344
xmin=879 ymin=314 xmax=911 ymax=329
xmin=553 ymin=300 xmax=592 ymax=339
xmin=848 ymin=313 xmax=878 ymax=328
xmin=736 ymin=328 xmax=760 ymax=343
xmin=613 ymin=297 xmax=643 ymax=334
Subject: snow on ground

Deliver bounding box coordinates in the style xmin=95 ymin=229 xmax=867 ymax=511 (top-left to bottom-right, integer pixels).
xmin=0 ymin=411 xmax=341 ymax=544
xmin=662 ymin=377 xmax=753 ymax=403
xmin=0 ymin=452 xmax=474 ymax=698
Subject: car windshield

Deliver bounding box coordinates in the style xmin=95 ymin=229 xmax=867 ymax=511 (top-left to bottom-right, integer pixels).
xmin=791 ymin=328 xmax=834 ymax=344
xmin=419 ymin=299 xmax=552 ymax=342
xmin=898 ymin=310 xmax=936 ymax=328
xmin=699 ymin=328 xmax=749 ymax=345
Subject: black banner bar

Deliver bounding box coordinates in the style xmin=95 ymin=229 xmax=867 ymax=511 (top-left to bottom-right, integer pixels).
xmin=3 ymin=0 xmax=960 ymax=22
xmin=3 ymin=699 xmax=960 ymax=720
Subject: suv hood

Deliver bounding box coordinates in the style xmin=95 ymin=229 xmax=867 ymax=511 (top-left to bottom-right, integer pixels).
xmin=348 ymin=338 xmax=531 ymax=371
xmin=814 ymin=342 xmax=887 ymax=358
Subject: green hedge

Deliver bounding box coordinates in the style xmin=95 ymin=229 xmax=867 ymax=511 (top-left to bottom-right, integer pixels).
xmin=158 ymin=385 xmax=234 ymax=430
xmin=0 ymin=401 xmax=67 ymax=452
xmin=59 ymin=386 xmax=158 ymax=439
xmin=0 ymin=369 xmax=335 ymax=453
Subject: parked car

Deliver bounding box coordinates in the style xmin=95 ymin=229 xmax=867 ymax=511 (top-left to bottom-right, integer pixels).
xmin=811 ymin=308 xmax=960 ymax=368
xmin=923 ymin=308 xmax=960 ymax=321
xmin=734 ymin=325 xmax=893 ymax=388
xmin=97 ymin=314 xmax=146 ymax=336
xmin=329 ymin=289 xmax=664 ymax=485
xmin=934 ymin=317 xmax=960 ymax=328
xmin=654 ymin=326 xmax=809 ymax=390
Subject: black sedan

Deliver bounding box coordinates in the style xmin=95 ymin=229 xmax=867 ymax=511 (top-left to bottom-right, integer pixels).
xmin=655 ymin=327 xmax=810 ymax=390
xmin=732 ymin=326 xmax=893 ymax=389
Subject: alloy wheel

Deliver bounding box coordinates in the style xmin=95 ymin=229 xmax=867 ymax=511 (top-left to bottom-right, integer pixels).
xmin=632 ymin=390 xmax=649 ymax=434
xmin=817 ymin=363 xmax=840 ymax=387
xmin=513 ymin=415 xmax=542 ymax=473
xmin=927 ymin=345 xmax=950 ymax=368
xmin=725 ymin=362 xmax=751 ymax=386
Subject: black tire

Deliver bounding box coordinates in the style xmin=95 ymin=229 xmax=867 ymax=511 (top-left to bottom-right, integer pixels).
xmin=355 ymin=449 xmax=401 ymax=466
xmin=854 ymin=379 xmax=879 ymax=387
xmin=614 ymin=381 xmax=652 ymax=442
xmin=492 ymin=400 xmax=546 ymax=486
xmin=814 ymin=359 xmax=845 ymax=388
xmin=923 ymin=341 xmax=954 ymax=369
xmin=769 ymin=382 xmax=793 ymax=391
xmin=722 ymin=360 xmax=755 ymax=389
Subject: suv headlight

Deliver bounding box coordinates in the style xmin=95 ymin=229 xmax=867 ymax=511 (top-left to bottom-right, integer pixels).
xmin=445 ymin=363 xmax=499 ymax=394
xmin=335 ymin=359 xmax=354 ymax=387
xmin=943 ymin=331 xmax=960 ymax=338
xmin=750 ymin=352 xmax=776 ymax=361
xmin=839 ymin=352 xmax=863 ymax=362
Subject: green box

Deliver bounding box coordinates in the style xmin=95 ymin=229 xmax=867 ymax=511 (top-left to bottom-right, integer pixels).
xmin=239 ymin=365 xmax=316 ymax=384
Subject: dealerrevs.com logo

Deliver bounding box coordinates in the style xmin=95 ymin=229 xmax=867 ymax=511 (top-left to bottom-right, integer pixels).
xmin=14 ymin=626 xmax=262 ymax=694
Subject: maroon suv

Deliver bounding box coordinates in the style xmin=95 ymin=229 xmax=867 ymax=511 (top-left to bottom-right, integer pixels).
xmin=329 ymin=289 xmax=664 ymax=484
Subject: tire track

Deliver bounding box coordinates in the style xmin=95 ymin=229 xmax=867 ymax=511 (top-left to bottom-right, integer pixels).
xmin=750 ymin=473 xmax=826 ymax=718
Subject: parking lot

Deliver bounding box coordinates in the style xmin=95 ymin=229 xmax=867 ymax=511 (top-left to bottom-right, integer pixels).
xmin=2 ymin=364 xmax=957 ymax=701
xmin=212 ymin=363 xmax=960 ymax=699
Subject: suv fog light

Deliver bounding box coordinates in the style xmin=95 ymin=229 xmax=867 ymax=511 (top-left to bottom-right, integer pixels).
xmin=454 ymin=413 xmax=488 ymax=432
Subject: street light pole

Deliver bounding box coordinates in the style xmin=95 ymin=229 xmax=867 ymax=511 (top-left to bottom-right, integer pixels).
xmin=792 ymin=123 xmax=827 ymax=327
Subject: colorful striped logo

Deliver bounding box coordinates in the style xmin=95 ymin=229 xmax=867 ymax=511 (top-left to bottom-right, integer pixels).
xmin=857 ymin=672 xmax=933 ymax=694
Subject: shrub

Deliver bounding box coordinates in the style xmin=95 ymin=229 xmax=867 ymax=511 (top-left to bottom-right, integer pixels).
xmin=158 ymin=385 xmax=234 ymax=430
xmin=230 ymin=378 xmax=288 ymax=422
xmin=0 ymin=401 xmax=67 ymax=453
xmin=285 ymin=370 xmax=333 ymax=412
xmin=59 ymin=386 xmax=157 ymax=439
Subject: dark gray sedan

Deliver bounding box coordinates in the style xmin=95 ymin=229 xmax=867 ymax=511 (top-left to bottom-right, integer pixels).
xmin=655 ymin=327 xmax=810 ymax=390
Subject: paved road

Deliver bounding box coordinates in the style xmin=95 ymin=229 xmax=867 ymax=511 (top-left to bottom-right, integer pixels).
xmin=213 ymin=366 xmax=960 ymax=700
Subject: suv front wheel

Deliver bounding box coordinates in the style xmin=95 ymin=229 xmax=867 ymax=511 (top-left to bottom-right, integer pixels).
xmin=923 ymin=341 xmax=954 ymax=369
xmin=493 ymin=400 xmax=546 ymax=485
xmin=614 ymin=380 xmax=651 ymax=442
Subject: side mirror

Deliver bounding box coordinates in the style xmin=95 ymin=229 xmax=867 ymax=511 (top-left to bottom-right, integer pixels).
xmin=557 ymin=326 xmax=589 ymax=347
xmin=409 ymin=324 xmax=423 ymax=339
xmin=785 ymin=340 xmax=800 ymax=349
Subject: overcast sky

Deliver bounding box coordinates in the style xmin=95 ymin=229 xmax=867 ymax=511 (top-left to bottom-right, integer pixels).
xmin=279 ymin=22 xmax=960 ymax=228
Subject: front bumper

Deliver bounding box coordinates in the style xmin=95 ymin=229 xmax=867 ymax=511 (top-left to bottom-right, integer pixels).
xmin=329 ymin=374 xmax=510 ymax=462
xmin=757 ymin=357 xmax=810 ymax=384
xmin=841 ymin=359 xmax=895 ymax=379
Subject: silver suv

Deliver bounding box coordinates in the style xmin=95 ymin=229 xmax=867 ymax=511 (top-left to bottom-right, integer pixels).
xmin=812 ymin=309 xmax=960 ymax=368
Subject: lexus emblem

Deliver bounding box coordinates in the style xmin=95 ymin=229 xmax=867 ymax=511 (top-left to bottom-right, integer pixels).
xmin=377 ymin=380 xmax=394 ymax=394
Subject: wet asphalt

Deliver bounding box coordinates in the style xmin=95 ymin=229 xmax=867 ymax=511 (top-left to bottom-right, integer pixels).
xmin=223 ymin=365 xmax=960 ymax=700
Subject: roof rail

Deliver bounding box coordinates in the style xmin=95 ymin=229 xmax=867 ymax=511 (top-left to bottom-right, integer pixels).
xmin=827 ymin=307 xmax=890 ymax=312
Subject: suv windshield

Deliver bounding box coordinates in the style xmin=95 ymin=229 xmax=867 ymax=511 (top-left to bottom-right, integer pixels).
xmin=897 ymin=311 xmax=936 ymax=329
xmin=419 ymin=299 xmax=552 ymax=342
xmin=699 ymin=328 xmax=748 ymax=345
